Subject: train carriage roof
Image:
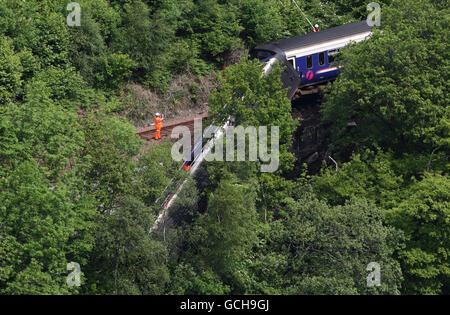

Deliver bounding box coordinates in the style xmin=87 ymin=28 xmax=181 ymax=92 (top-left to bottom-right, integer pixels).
xmin=254 ymin=21 xmax=372 ymax=54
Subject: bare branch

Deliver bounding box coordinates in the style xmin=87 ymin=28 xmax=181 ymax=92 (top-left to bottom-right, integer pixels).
xmin=426 ymin=147 xmax=439 ymax=172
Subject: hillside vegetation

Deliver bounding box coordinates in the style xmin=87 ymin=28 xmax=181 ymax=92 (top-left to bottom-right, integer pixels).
xmin=0 ymin=0 xmax=448 ymax=295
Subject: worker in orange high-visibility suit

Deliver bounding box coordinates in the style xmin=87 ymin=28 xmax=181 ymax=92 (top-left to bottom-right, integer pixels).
xmin=183 ymin=164 xmax=191 ymax=171
xmin=154 ymin=113 xmax=164 ymax=140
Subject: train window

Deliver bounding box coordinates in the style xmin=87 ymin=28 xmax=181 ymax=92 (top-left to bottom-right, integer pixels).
xmin=306 ymin=55 xmax=312 ymax=68
xmin=319 ymin=52 xmax=325 ymax=65
xmin=252 ymin=50 xmax=275 ymax=61
xmin=328 ymin=49 xmax=342 ymax=66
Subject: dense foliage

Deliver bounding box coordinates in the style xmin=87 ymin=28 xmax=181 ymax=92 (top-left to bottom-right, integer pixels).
xmin=318 ymin=0 xmax=449 ymax=294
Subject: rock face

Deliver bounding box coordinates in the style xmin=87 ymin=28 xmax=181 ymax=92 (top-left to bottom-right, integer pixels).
xmin=289 ymin=94 xmax=334 ymax=176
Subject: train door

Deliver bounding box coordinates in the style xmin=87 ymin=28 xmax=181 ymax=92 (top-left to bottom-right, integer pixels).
xmin=297 ymin=54 xmax=313 ymax=85
xmin=315 ymin=51 xmax=328 ymax=81
xmin=283 ymin=56 xmax=302 ymax=99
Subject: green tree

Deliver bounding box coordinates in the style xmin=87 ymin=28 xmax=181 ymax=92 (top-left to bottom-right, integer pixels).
xmin=21 ymin=5 xmax=71 ymax=69
xmin=186 ymin=174 xmax=259 ymax=293
xmin=85 ymin=196 xmax=169 ymax=294
xmin=209 ymin=58 xmax=298 ymax=173
xmin=117 ymin=0 xmax=184 ymax=89
xmin=67 ymin=2 xmax=108 ymax=86
xmin=0 ymin=36 xmax=22 ymax=104
xmin=99 ymin=53 xmax=137 ymax=90
xmin=267 ymin=194 xmax=404 ymax=294
xmin=234 ymin=0 xmax=284 ymax=46
xmin=312 ymin=150 xmax=403 ymax=207
xmin=79 ymin=111 xmax=143 ymax=212
xmin=321 ymin=0 xmax=449 ymax=153
xmin=132 ymin=140 xmax=187 ymax=210
xmin=168 ymin=263 xmax=231 ymax=295
xmin=0 ymin=88 xmax=96 ymax=294
xmin=26 ymin=66 xmax=92 ymax=108
xmin=189 ymin=0 xmax=243 ymax=63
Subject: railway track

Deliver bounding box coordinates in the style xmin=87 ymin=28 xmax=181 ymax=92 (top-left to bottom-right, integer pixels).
xmin=134 ymin=112 xmax=229 ymax=233
xmin=135 ymin=113 xmax=209 ymax=141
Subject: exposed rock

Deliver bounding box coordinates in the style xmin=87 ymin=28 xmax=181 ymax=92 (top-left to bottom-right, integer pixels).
xmin=305 ymin=151 xmax=319 ymax=164
xmin=288 ymin=94 xmax=334 ymax=176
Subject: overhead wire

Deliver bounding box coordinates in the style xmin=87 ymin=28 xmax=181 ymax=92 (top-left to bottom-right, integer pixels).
xmin=291 ymin=0 xmax=315 ymax=30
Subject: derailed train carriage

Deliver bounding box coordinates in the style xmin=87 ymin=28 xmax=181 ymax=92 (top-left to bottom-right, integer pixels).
xmin=250 ymin=21 xmax=373 ymax=99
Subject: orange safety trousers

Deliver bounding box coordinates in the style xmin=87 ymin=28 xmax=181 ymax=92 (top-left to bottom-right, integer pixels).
xmin=154 ymin=117 xmax=163 ymax=139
